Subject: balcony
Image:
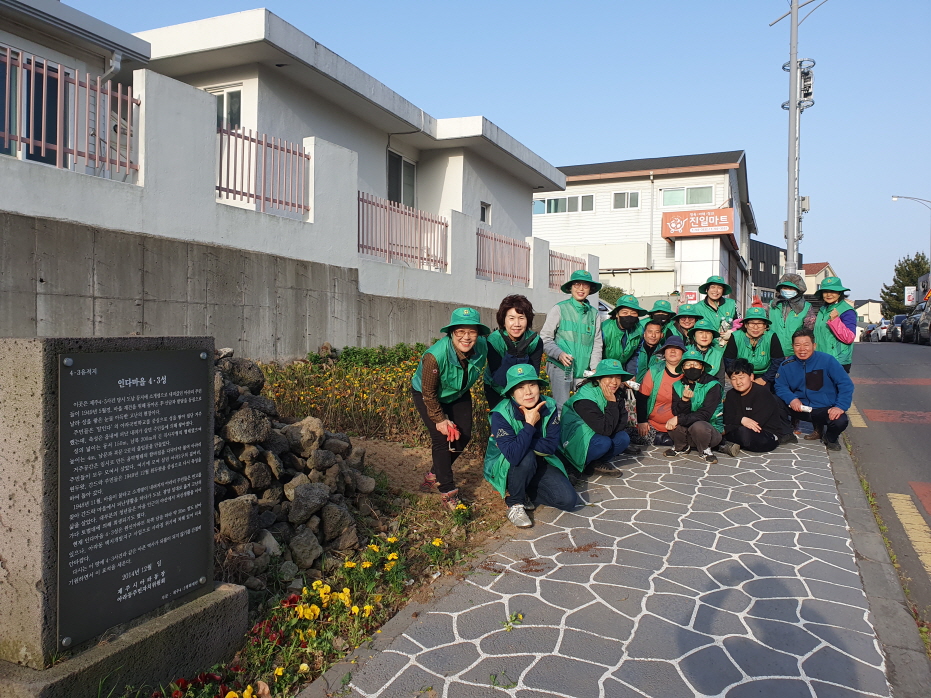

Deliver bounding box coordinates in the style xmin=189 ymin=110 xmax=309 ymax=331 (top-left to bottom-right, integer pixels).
xmin=0 ymin=45 xmax=138 ymax=182
xmin=357 ymin=192 xmax=449 ymax=272
xmin=549 ymin=249 xmax=586 ymax=290
xmin=476 ymin=225 xmax=530 ymax=286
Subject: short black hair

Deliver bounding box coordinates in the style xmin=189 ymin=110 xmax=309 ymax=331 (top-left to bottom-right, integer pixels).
xmin=727 ymin=358 xmax=755 ymax=378
xmin=791 ymin=327 xmax=815 ymax=343
xmin=496 ymin=295 xmax=535 ymax=330
xmin=644 ymin=319 xmax=665 ymax=331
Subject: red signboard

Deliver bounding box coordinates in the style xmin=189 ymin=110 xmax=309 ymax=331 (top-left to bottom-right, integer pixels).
xmin=684 ymin=291 xmax=698 ymax=303
xmin=661 ymin=208 xmax=737 ymax=249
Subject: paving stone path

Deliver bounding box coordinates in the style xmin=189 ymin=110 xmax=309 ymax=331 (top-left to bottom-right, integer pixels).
xmin=349 ymin=442 xmax=890 ymax=698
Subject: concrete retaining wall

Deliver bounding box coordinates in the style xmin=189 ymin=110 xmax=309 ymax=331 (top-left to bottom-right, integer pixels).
xmin=0 ymin=211 xmax=501 ymax=360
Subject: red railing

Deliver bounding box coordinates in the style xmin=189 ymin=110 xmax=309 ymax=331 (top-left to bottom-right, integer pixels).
xmin=216 ymin=127 xmax=311 ymax=214
xmin=0 ymin=46 xmax=139 ymax=178
xmin=357 ymin=192 xmax=448 ymax=272
xmin=549 ymin=250 xmax=586 ymax=290
xmin=476 ymin=226 xmax=530 ymax=286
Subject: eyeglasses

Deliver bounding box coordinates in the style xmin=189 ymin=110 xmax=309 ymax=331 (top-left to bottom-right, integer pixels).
xmin=452 ymin=329 xmax=479 ymax=339
xmin=745 ymin=321 xmax=767 ymax=328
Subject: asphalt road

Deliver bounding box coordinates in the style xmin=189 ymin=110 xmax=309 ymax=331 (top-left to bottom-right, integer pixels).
xmin=847 ymin=341 xmax=931 ymax=619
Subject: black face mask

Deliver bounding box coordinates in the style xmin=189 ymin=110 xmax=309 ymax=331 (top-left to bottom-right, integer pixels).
xmin=683 ymin=367 xmax=703 ymax=382
xmin=652 ymin=313 xmax=672 ymax=325
xmin=618 ymin=315 xmax=639 ymax=330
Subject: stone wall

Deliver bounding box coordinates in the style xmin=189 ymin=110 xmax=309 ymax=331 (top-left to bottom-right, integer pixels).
xmin=0 ymin=212 xmax=497 ymax=361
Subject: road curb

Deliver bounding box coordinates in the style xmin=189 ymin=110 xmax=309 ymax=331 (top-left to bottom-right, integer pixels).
xmin=831 ymin=439 xmax=931 ymax=697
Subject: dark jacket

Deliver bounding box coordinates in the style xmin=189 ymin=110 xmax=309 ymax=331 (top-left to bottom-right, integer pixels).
xmin=573 ymin=386 xmax=628 ymax=437
xmin=774 ymin=350 xmax=854 ymax=411
xmin=723 ymin=382 xmax=791 ymax=435
xmin=488 ymin=400 xmax=561 ymax=467
xmin=672 ymin=374 xmax=722 ymax=427
xmin=723 ymin=332 xmax=785 ymax=385
xmin=486 ymin=333 xmax=544 ymax=392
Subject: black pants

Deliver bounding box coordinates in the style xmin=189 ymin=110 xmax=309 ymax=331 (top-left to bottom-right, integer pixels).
xmin=411 ymin=390 xmax=472 ymax=493
xmin=809 ymin=407 xmax=849 ymax=444
xmin=728 ymin=425 xmax=779 ymax=453
xmin=505 ymin=451 xmax=578 ymax=510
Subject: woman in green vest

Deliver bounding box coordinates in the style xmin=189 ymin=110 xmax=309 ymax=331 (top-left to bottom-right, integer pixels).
xmin=813 ymin=276 xmax=857 ymax=372
xmin=602 ymin=294 xmax=647 ymax=375
xmin=540 ymin=270 xmax=604 ymax=409
xmin=664 ymin=348 xmax=725 ymax=464
xmin=668 ymin=303 xmax=704 ymax=341
xmin=411 ymin=307 xmax=490 ymax=509
xmin=696 ymin=275 xmax=739 ymax=344
xmin=559 ymin=359 xmax=634 ymax=477
xmin=723 ymin=307 xmax=785 ymax=387
xmin=483 ymin=365 xmax=580 ymax=528
xmin=769 ymin=273 xmax=816 ymax=355
xmin=687 ymin=319 xmax=725 ymax=383
xmin=483 ymin=295 xmax=543 ymax=409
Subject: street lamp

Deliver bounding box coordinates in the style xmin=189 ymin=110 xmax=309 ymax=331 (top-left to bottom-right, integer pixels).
xmin=891 ymin=195 xmax=931 ymax=266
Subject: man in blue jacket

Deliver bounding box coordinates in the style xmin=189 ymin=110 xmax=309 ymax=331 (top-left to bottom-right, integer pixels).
xmin=774 ymin=327 xmax=854 ymax=451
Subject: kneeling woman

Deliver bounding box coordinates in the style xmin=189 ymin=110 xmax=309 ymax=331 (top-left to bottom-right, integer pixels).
xmin=665 ymin=348 xmax=724 ymax=464
xmin=412 ymin=307 xmax=490 ymax=510
xmin=484 ymin=365 xmax=580 ymax=528
xmin=559 ymin=359 xmax=634 ymax=477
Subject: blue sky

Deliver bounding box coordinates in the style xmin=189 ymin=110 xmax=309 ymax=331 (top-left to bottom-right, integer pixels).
xmin=71 ymin=0 xmax=931 ymax=300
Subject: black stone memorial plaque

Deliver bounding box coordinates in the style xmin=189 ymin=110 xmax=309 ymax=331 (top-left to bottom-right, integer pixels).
xmin=58 ymin=349 xmax=213 ymax=648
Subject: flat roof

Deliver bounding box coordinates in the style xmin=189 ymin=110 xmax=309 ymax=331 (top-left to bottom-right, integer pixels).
xmin=136 ymin=10 xmax=565 ymax=191
xmin=559 ymin=151 xmax=746 ymax=179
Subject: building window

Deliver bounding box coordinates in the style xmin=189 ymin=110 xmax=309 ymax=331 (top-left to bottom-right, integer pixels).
xmin=0 ymin=50 xmax=70 ymax=164
xmin=480 ymin=202 xmax=491 ymax=224
xmin=387 ymin=151 xmax=415 ymax=207
xmin=613 ymin=191 xmax=640 ymax=209
xmin=662 ymin=185 xmax=713 ymax=206
xmin=759 ymin=262 xmax=764 ymax=272
xmin=533 ymin=195 xmax=594 ymax=214
xmin=210 ymin=86 xmax=242 ymax=130
xmin=772 ymin=264 xmax=777 ymax=275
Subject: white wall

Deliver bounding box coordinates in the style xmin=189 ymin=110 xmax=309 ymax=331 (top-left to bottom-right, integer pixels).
xmin=462 ymin=151 xmax=533 ymax=241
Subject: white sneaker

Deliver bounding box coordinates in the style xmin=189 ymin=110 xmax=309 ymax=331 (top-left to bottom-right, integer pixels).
xmin=507 ymin=504 xmax=533 ymax=528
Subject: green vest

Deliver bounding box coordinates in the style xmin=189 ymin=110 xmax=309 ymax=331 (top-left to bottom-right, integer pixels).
xmin=644 ymin=361 xmax=677 ymax=417
xmin=483 ymin=330 xmax=541 ymax=395
xmin=636 ymin=344 xmax=665 ymax=382
xmin=769 ymin=301 xmax=811 ymax=354
xmin=558 ymin=382 xmax=608 ymax=470
xmin=696 ymin=297 xmax=738 ymax=330
xmin=411 ymin=336 xmax=487 ymax=402
xmin=484 ymin=396 xmax=565 ymax=496
xmin=673 ymin=379 xmax=723 ymax=431
xmin=814 ymin=300 xmax=854 ymax=366
xmin=547 ymin=299 xmax=598 ymax=380
xmin=734 ymin=330 xmax=774 ymax=375
xmin=689 ymin=342 xmax=724 ymax=378
xmin=602 ymin=319 xmax=642 ymax=366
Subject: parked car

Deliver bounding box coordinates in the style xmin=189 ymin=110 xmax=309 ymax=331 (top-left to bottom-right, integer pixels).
xmin=901 ymin=302 xmax=926 ymax=344
xmin=872 ymin=318 xmax=893 ymax=342
xmin=888 ymin=314 xmax=908 ymax=342
xmin=860 ymin=324 xmax=876 ymax=342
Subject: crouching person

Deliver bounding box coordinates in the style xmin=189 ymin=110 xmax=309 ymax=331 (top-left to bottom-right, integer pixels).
xmin=484 ymin=365 xmax=580 ymax=528
xmin=723 ymin=358 xmax=796 ymax=454
xmin=774 ymin=327 xmax=854 ymax=452
xmin=665 ymin=349 xmax=725 ymax=463
xmin=559 ymin=359 xmax=634 ymax=477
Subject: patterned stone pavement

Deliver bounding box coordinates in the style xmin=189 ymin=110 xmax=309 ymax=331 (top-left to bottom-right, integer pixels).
xmin=349 ymin=442 xmax=890 ymax=698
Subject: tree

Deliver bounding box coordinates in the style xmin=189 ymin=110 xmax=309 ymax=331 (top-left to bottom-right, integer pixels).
xmin=880 ymin=251 xmax=929 ymax=317
xmin=599 ymin=284 xmax=625 ymax=307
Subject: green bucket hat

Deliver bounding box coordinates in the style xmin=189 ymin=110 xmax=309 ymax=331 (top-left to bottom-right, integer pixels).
xmin=680 ymin=348 xmax=712 ymax=372
xmin=742 ymin=306 xmax=772 ymax=325
xmin=775 ymin=279 xmax=802 ymax=292
xmin=816 ymin=276 xmax=850 ymax=297
xmin=590 ymin=358 xmax=633 ymax=380
xmin=688 ymin=318 xmax=720 ymax=339
xmin=560 ymin=269 xmax=603 ymax=294
xmin=440 ymin=307 xmax=491 ymax=336
xmin=698 ymin=275 xmax=733 ymax=297
xmin=609 ymin=294 xmax=647 ymax=317
xmin=648 ymin=299 xmax=673 ymax=315
xmin=673 ymin=303 xmax=704 ymax=320
xmin=502 ymin=364 xmax=547 ymax=395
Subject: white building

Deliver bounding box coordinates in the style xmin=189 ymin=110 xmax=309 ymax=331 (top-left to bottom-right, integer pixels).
xmin=0 ymin=3 xmax=597 ymax=357
xmin=531 ymin=151 xmax=757 ymax=310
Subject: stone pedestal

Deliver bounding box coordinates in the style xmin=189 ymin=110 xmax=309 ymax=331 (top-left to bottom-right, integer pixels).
xmin=0 ymin=337 xmax=247 ymax=693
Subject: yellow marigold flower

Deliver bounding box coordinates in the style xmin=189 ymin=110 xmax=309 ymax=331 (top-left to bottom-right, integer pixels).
xmin=302 ymin=586 xmax=309 ymax=596
xmin=384 ymin=561 xmax=396 ymax=571
xmin=224 ymin=692 xmax=239 ymax=698
xmin=431 ymin=538 xmax=444 ymax=547
xmin=367 ymin=544 xmax=380 ymax=553
xmin=387 ymin=552 xmax=399 ymax=560
xmin=374 ymin=594 xmax=383 ymax=603
xmin=351 ymin=605 xmax=360 ymax=615
xmin=298 ymin=663 xmax=310 ymax=673
xmin=274 ymin=667 xmax=284 ymax=677
xmin=361 ymin=561 xmax=373 ymax=569
xmin=344 ymin=561 xmax=357 ymax=568
xmin=363 ymin=604 xmax=375 ymax=617
xmin=308 ymin=628 xmax=318 ymax=638
xmin=312 ymin=580 xmax=324 ymax=590
xmin=306 ymin=604 xmax=321 ymax=620
xmin=456 ymin=503 xmax=468 ymax=510
xmin=343 ymin=587 xmax=351 ymax=595
xmin=386 ymin=536 xmax=398 ymax=543
xmin=243 ymin=688 xmax=254 ymax=698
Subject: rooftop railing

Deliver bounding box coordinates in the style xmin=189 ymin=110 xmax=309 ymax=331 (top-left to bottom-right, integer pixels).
xmin=549 ymin=250 xmax=586 ymax=290
xmin=476 ymin=226 xmax=530 ymax=286
xmin=357 ymin=192 xmax=449 ymax=272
